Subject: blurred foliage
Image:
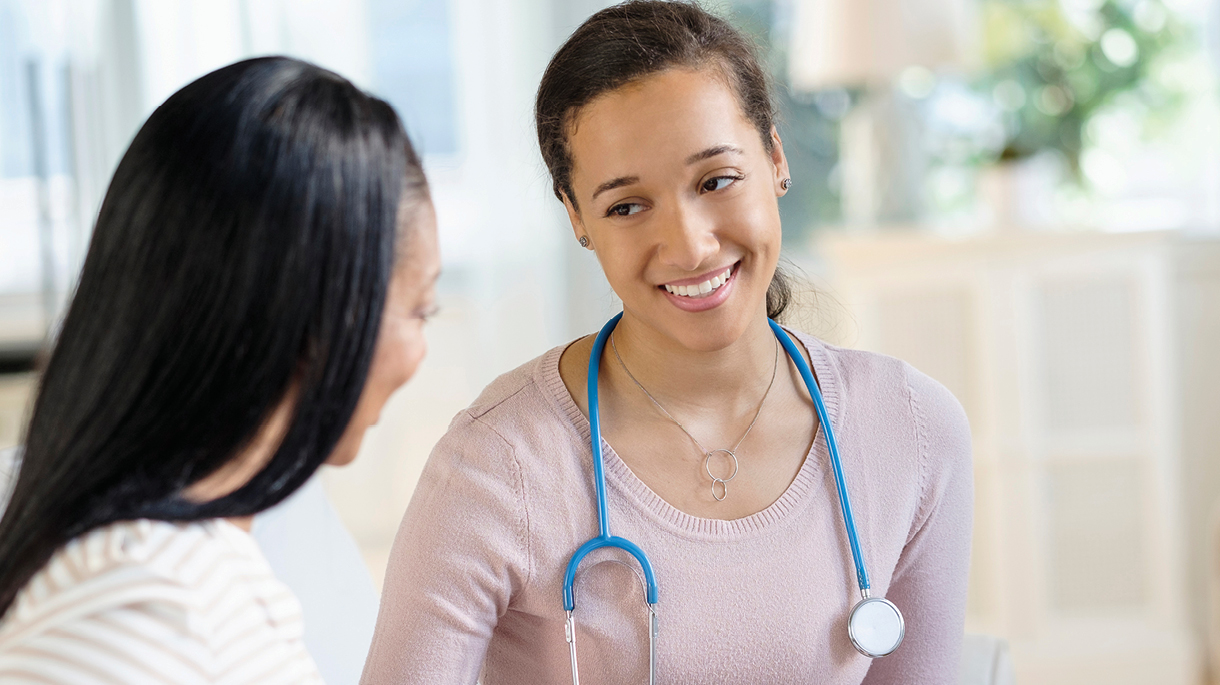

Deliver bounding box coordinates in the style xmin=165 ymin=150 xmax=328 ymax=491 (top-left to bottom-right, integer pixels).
xmin=713 ymin=0 xmax=1198 ymax=226
xmin=976 ymin=0 xmax=1192 ymax=170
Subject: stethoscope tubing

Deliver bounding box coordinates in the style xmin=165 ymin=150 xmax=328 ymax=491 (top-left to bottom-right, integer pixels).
xmin=563 ymin=314 xmax=900 ymax=676
xmin=562 ymin=312 xmax=659 ymax=611
xmin=563 ymin=313 xmax=871 ymax=608
xmin=767 ymin=319 xmax=870 ymax=593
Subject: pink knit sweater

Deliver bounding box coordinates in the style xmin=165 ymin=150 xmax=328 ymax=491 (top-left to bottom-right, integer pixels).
xmin=361 ymin=329 xmax=973 ymax=684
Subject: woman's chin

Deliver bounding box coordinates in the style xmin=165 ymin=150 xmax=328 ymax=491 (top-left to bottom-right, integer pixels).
xmin=650 ymin=309 xmax=757 ymax=353
xmin=324 ymin=429 xmax=366 ymax=467
xmin=324 ymin=449 xmax=360 ymax=467
xmin=325 ymin=400 xmax=393 ymax=467
xmin=637 ymin=289 xmax=762 ymax=351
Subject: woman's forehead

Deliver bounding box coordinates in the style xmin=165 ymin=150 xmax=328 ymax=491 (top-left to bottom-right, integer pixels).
xmin=566 ymin=68 xmax=762 ymax=183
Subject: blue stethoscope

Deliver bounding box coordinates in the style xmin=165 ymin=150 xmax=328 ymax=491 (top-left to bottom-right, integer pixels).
xmin=562 ymin=313 xmax=905 ymax=684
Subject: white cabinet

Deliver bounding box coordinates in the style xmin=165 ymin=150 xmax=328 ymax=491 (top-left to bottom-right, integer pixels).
xmin=805 ymin=228 xmax=1215 ymax=685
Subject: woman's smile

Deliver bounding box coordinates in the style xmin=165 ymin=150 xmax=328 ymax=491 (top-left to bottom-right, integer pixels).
xmin=658 ymin=261 xmax=740 ymax=312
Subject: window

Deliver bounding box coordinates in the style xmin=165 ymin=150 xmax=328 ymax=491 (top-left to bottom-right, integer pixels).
xmin=367 ymin=0 xmax=459 ymax=157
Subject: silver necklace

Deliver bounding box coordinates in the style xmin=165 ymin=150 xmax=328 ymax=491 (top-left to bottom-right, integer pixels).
xmin=609 ymin=333 xmax=779 ymax=501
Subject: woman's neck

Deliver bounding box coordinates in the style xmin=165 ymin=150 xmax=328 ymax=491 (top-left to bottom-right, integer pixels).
xmin=607 ymin=311 xmax=779 ymax=415
xmin=226 ymin=516 xmax=255 ymax=532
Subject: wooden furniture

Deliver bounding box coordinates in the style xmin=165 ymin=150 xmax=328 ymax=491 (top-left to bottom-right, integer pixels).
xmin=803 ymin=227 xmax=1217 ymax=685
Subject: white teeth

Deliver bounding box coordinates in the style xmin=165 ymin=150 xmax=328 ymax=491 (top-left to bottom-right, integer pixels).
xmin=665 ymin=267 xmax=734 ymax=298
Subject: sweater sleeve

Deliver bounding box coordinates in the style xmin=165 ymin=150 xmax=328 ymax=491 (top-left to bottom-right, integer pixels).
xmin=862 ymin=364 xmax=974 ymax=685
xmin=360 ymin=411 xmax=530 ymax=685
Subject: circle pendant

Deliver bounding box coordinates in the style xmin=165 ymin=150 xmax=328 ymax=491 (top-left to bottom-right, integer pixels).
xmin=704 ymin=449 xmax=739 ymax=501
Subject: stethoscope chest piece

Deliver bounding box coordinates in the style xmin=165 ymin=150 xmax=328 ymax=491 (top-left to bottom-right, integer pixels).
xmin=847 ymin=596 xmax=905 ymax=658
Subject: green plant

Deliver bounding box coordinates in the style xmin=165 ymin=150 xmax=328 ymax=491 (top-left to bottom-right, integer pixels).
xmin=977 ymin=0 xmax=1189 ymax=171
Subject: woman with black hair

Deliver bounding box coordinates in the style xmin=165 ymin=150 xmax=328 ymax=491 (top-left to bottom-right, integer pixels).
xmin=363 ymin=2 xmax=971 ymax=683
xmin=0 ymin=56 xmax=439 ymax=683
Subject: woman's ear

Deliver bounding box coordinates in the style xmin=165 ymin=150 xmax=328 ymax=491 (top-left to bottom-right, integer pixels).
xmin=562 ymin=191 xmax=593 ymax=250
xmin=769 ymin=126 xmax=791 ymax=195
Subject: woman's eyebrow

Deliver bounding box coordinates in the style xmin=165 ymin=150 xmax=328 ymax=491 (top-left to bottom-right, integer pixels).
xmin=590 ymin=145 xmax=745 ymax=201
xmin=592 ymin=176 xmax=639 ymax=201
xmin=685 ymin=144 xmax=743 ymax=165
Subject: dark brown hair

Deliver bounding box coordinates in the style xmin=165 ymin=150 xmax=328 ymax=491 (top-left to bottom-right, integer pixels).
xmin=0 ymin=57 xmax=425 ymax=616
xmin=534 ymin=0 xmax=791 ymax=319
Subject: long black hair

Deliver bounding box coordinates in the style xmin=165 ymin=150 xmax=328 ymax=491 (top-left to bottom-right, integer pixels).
xmin=535 ymin=0 xmax=791 ymax=318
xmin=0 ymin=56 xmax=427 ymax=616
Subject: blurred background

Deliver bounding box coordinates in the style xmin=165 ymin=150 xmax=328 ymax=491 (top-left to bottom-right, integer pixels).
xmin=1 ymin=0 xmax=1219 ymax=682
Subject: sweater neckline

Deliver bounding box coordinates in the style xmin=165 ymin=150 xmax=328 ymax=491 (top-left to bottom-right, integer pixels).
xmin=539 ymin=325 xmax=843 ymax=540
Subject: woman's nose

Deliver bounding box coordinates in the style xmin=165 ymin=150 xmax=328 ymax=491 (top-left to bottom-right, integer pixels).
xmin=656 ymin=201 xmax=719 ymax=272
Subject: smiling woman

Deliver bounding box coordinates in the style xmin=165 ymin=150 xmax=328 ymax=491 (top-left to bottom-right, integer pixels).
xmin=557 ymin=65 xmax=788 ymax=347
xmin=361 ymin=3 xmax=973 ymax=685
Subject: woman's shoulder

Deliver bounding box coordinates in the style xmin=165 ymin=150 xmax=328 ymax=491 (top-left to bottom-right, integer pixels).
xmin=792 ymin=330 xmax=968 ymax=432
xmin=791 ymin=330 xmax=973 ymax=545
xmin=1 ymin=518 xmax=299 ymax=643
xmin=791 ymin=330 xmax=972 ymax=485
xmin=440 ymin=339 xmax=584 ymax=449
xmin=0 ymin=518 xmax=319 ymax=682
xmin=1 ymin=519 xmax=205 ymax=626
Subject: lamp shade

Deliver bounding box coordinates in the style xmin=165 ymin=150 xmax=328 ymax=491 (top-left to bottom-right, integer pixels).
xmin=788 ymin=0 xmax=975 ymax=90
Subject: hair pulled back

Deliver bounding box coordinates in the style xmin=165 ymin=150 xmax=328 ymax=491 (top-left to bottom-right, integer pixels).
xmin=0 ymin=56 xmax=427 ymax=616
xmin=534 ymin=0 xmax=791 ymax=319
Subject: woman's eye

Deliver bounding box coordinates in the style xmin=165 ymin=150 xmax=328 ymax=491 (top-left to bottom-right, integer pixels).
xmin=701 ymin=175 xmax=742 ymax=193
xmin=414 ymin=305 xmax=440 ymax=322
xmin=606 ymin=202 xmax=643 ymax=217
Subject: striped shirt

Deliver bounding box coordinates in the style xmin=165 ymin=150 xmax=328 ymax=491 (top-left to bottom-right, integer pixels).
xmin=0 ymin=517 xmax=325 ymax=684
